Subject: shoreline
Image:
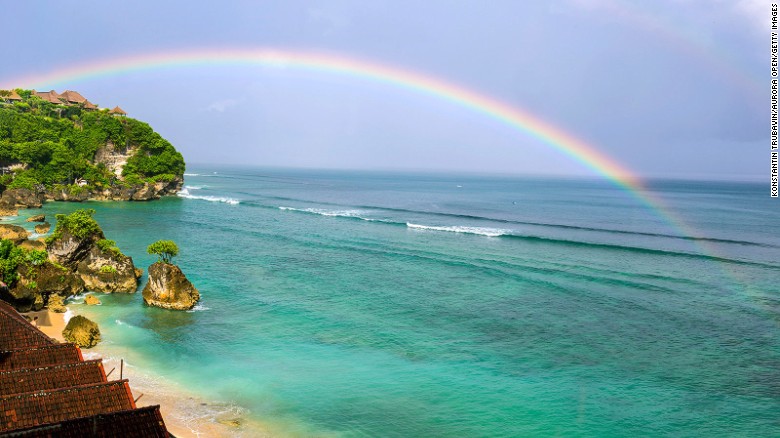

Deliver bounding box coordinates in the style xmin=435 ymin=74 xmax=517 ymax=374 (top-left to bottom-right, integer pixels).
xmin=22 ymin=307 xmax=268 ymax=437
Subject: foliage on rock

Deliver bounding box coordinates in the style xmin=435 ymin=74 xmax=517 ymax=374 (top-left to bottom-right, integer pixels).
xmin=45 ymin=209 xmax=102 ymax=244
xmin=147 ymin=239 xmax=179 ymax=264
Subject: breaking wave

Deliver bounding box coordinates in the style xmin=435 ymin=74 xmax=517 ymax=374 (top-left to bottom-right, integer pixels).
xmin=178 ymin=188 xmax=239 ymax=205
xmin=406 ymin=223 xmax=509 ymax=237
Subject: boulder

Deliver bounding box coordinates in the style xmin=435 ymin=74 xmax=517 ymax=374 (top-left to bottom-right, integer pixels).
xmin=62 ymin=315 xmax=100 ymax=348
xmin=0 ymin=224 xmax=29 ymax=244
xmin=34 ymin=222 xmax=51 ymax=234
xmin=84 ymin=294 xmax=101 ymax=305
xmin=134 ymin=268 xmax=143 ymax=278
xmin=0 ymin=205 xmax=18 ymax=217
xmin=0 ymin=188 xmax=43 ymax=208
xmin=76 ymin=246 xmax=139 ymax=293
xmin=48 ymin=294 xmax=67 ymax=313
xmin=19 ymin=239 xmax=45 ymax=251
xmin=26 ymin=214 xmax=45 ymax=222
xmin=142 ymin=262 xmax=200 ymax=310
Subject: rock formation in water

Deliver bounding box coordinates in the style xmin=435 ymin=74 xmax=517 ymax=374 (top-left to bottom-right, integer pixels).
xmin=142 ymin=262 xmax=200 ymax=310
xmin=62 ymin=315 xmax=101 ymax=348
xmin=26 ymin=214 xmax=45 ymax=222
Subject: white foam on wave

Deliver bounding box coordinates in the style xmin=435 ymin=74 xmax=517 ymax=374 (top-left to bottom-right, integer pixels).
xmin=406 ymin=223 xmax=509 ymax=237
xmin=279 ymin=206 xmax=380 ymax=221
xmin=187 ymin=303 xmax=210 ymax=313
xmin=184 ymin=173 xmax=200 ymax=176
xmin=178 ymin=188 xmax=239 ymax=205
xmin=183 ymin=185 xmax=205 ymax=190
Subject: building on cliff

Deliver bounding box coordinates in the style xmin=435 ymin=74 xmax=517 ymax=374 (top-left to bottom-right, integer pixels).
xmin=0 ymin=300 xmax=170 ymax=436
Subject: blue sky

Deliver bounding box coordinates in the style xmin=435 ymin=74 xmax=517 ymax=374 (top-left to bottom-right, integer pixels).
xmin=1 ymin=1 xmax=765 ymax=180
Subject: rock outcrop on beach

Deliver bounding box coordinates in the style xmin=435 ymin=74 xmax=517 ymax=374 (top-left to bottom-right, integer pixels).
xmin=84 ymin=294 xmax=101 ymax=305
xmin=142 ymin=262 xmax=200 ymax=310
xmin=62 ymin=315 xmax=101 ymax=348
xmin=0 ymin=188 xmax=43 ymax=209
xmin=47 ymin=294 xmax=67 ymax=313
xmin=34 ymin=222 xmax=51 ymax=234
xmin=26 ymin=214 xmax=45 ymax=222
xmin=4 ymin=261 xmax=85 ymax=312
xmin=46 ymin=210 xmax=140 ymax=293
xmin=42 ymin=178 xmax=183 ymax=203
xmin=0 ymin=224 xmax=29 ymax=244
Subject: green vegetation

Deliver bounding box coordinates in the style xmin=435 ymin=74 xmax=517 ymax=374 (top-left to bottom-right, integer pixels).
xmin=0 ymin=90 xmax=184 ymax=192
xmin=0 ymin=239 xmax=50 ymax=284
xmin=46 ymin=209 xmax=102 ymax=244
xmin=147 ymin=239 xmax=179 ymax=264
xmin=99 ymin=265 xmax=117 ymax=274
xmin=96 ymin=238 xmax=121 ymax=256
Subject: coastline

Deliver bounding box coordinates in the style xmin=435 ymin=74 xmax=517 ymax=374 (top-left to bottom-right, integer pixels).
xmin=22 ymin=306 xmax=267 ymax=437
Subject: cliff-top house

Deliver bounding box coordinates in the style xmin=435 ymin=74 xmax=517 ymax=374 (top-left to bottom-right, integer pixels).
xmin=0 ymin=89 xmax=114 ymax=114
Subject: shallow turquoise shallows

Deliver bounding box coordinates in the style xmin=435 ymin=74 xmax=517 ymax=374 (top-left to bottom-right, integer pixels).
xmin=19 ymin=167 xmax=780 ymax=437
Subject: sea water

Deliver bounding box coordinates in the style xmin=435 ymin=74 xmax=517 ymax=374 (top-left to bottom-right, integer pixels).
xmin=15 ymin=167 xmax=780 ymax=436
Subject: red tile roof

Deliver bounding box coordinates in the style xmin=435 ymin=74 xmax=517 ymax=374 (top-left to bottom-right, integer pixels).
xmin=0 ymin=360 xmax=106 ymax=396
xmin=0 ymin=301 xmax=55 ymax=351
xmin=0 ymin=344 xmax=83 ymax=372
xmin=2 ymin=405 xmax=170 ymax=438
xmin=0 ymin=299 xmax=170 ymax=435
xmin=0 ymin=380 xmax=135 ymax=431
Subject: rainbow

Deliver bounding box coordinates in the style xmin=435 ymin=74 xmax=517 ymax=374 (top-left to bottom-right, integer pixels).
xmin=3 ymin=48 xmax=643 ymax=189
xmin=0 ymin=47 xmax=750 ymax=291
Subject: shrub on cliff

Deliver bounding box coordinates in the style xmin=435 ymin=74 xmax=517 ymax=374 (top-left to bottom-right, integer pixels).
xmin=45 ymin=209 xmax=102 ymax=244
xmin=147 ymin=240 xmax=178 ymax=264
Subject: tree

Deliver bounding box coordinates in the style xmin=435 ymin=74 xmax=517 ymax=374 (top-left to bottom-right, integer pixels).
xmin=147 ymin=240 xmax=179 ymax=264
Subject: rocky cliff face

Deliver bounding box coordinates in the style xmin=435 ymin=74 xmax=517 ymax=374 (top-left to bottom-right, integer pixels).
xmin=47 ymin=228 xmax=138 ymax=293
xmin=77 ymin=246 xmax=139 ymax=293
xmin=94 ymin=141 xmax=137 ymax=178
xmin=142 ymin=262 xmax=200 ymax=310
xmin=1 ymin=262 xmax=85 ymax=312
xmin=42 ymin=177 xmax=183 ymax=203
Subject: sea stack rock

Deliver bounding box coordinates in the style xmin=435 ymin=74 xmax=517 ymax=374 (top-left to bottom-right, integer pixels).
xmin=26 ymin=214 xmax=46 ymax=222
xmin=62 ymin=315 xmax=101 ymax=348
xmin=34 ymin=222 xmax=51 ymax=234
xmin=142 ymin=262 xmax=200 ymax=310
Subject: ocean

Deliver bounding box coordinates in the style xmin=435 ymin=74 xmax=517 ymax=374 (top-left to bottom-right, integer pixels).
xmin=16 ymin=167 xmax=780 ymax=436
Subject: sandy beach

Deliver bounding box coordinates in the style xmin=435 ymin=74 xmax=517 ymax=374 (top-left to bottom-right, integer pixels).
xmin=21 ymin=309 xmax=67 ymax=342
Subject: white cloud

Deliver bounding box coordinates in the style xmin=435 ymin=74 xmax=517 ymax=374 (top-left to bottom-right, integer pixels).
xmin=204 ymin=98 xmax=241 ymax=113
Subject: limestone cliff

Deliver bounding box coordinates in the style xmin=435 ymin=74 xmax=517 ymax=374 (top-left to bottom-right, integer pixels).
xmin=94 ymin=141 xmax=138 ymax=178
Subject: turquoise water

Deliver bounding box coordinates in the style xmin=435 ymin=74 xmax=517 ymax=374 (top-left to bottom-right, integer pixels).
xmin=20 ymin=167 xmax=780 ymax=436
